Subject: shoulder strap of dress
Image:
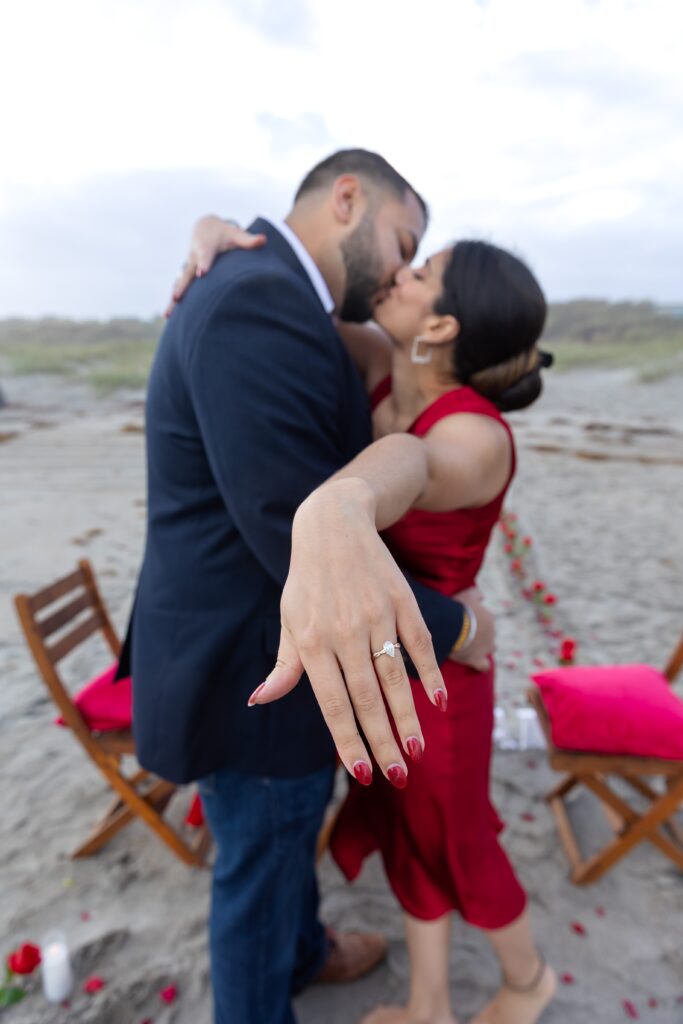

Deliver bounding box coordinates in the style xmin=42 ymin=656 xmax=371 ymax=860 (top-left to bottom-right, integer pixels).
xmin=369 ymin=374 xmax=392 ymax=411
xmin=410 ymin=385 xmax=517 ymax=479
xmin=410 ymin=387 xmax=494 ymax=434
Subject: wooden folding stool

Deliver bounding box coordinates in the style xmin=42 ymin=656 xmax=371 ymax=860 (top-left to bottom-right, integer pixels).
xmin=528 ymin=632 xmax=683 ymax=885
xmin=14 ymin=560 xmax=211 ymax=867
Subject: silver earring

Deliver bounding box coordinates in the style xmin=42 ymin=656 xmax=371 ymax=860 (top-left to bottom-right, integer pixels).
xmin=411 ymin=336 xmax=432 ymax=365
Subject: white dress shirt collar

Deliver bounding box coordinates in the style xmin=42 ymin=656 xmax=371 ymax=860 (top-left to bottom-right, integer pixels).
xmin=266 ymin=217 xmax=335 ymax=315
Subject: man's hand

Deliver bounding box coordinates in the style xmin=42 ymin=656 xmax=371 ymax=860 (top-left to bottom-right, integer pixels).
xmin=249 ymin=479 xmax=447 ymax=789
xmin=449 ymin=587 xmax=494 ymax=673
xmin=164 ymin=215 xmax=266 ymax=317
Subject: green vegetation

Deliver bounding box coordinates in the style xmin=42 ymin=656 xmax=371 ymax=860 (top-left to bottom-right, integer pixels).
xmin=0 ymin=302 xmax=682 ymax=394
xmin=544 ymin=301 xmax=683 ymax=380
xmin=0 ymin=318 xmax=161 ymax=394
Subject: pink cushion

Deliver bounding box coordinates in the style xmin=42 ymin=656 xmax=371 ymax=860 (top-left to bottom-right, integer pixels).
xmin=531 ymin=663 xmax=683 ymax=759
xmin=55 ymin=663 xmax=132 ymax=732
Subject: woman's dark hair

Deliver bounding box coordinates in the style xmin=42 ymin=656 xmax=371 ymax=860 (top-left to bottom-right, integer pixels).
xmin=434 ymin=240 xmax=548 ymax=412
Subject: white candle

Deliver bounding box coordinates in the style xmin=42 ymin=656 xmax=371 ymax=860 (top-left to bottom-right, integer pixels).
xmin=515 ymin=707 xmax=545 ymax=750
xmin=41 ymin=930 xmax=74 ymax=1003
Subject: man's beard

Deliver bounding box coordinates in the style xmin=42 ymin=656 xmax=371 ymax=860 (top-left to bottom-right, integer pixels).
xmin=338 ymin=215 xmax=384 ymax=323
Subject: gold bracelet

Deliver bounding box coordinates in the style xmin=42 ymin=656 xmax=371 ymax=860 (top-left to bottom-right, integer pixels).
xmin=450 ymin=609 xmax=471 ymax=655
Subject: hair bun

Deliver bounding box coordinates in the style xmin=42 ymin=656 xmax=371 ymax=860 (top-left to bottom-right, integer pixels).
xmin=495 ymin=367 xmax=544 ymax=413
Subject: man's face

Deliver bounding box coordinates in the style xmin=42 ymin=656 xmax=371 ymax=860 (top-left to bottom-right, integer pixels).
xmin=338 ymin=190 xmax=426 ymax=323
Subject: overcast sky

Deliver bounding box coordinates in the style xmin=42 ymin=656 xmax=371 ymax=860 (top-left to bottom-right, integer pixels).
xmin=1 ymin=0 xmax=681 ymax=318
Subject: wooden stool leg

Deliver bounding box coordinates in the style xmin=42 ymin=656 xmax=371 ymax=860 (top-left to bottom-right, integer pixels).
xmin=620 ymin=774 xmax=683 ymax=847
xmin=547 ymin=793 xmax=584 ymax=880
xmin=546 ymin=774 xmax=580 ymax=802
xmin=73 ymin=779 xmax=180 ymax=859
xmin=578 ymin=775 xmax=683 ymax=882
xmin=73 ymin=799 xmax=137 ymax=858
xmin=97 ymin=766 xmax=208 ymax=867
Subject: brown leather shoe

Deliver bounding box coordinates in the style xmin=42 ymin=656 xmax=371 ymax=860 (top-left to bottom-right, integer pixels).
xmin=315 ymin=928 xmax=387 ymax=984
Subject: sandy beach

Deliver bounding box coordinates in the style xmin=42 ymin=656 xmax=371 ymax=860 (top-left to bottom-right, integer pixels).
xmin=1 ymin=367 xmax=682 ymax=1023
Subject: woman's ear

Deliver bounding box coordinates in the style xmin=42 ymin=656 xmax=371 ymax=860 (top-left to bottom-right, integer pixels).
xmin=423 ymin=314 xmax=460 ymax=346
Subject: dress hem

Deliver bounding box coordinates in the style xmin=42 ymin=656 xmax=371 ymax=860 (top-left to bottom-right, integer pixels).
xmin=333 ymin=848 xmax=527 ymax=931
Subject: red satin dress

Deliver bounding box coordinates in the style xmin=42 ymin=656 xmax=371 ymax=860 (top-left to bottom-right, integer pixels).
xmin=330 ymin=380 xmax=527 ymax=928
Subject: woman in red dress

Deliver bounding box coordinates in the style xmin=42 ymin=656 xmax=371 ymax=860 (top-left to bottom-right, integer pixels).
xmin=327 ymin=241 xmax=556 ymax=1024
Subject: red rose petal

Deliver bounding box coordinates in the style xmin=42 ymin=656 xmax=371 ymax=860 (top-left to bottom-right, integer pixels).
xmin=595 ymin=906 xmax=606 ymax=917
xmin=647 ymin=998 xmax=658 ymax=1008
xmin=560 ymin=973 xmax=575 ymax=985
xmin=160 ymin=984 xmax=178 ymax=1004
xmin=83 ymin=975 xmax=106 ymax=994
xmin=526 ymin=759 xmax=538 ymax=769
xmin=622 ymin=1000 xmax=639 ymax=1019
xmin=570 ymin=921 xmax=587 ymax=936
xmin=80 ymin=911 xmax=91 ymax=922
xmin=521 ymin=812 xmax=536 ymax=822
xmin=184 ymin=793 xmax=204 ymax=828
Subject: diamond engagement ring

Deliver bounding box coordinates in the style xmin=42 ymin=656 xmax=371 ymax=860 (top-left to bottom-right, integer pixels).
xmin=372 ymin=640 xmax=401 ymax=659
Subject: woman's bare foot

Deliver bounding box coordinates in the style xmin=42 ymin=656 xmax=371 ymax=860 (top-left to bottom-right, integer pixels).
xmin=361 ymin=1004 xmax=458 ymax=1024
xmin=470 ymin=964 xmax=557 ymax=1024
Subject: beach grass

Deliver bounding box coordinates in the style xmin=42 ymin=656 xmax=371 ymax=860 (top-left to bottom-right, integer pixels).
xmin=0 ymin=327 xmax=158 ymax=395
xmin=1 ymin=305 xmax=682 ymax=393
xmin=550 ymin=334 xmax=683 ymax=379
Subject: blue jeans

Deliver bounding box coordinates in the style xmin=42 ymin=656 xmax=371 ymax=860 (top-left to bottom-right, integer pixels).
xmin=198 ymin=764 xmax=335 ymax=1024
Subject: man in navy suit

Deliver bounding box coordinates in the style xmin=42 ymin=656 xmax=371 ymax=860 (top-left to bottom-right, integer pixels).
xmin=127 ymin=150 xmax=492 ymax=1023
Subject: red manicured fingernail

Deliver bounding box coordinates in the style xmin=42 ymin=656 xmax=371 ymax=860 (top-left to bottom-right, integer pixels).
xmin=387 ymin=764 xmax=407 ymax=789
xmin=434 ymin=688 xmax=448 ymax=712
xmin=406 ymin=736 xmax=423 ymax=763
xmin=352 ymin=760 xmax=372 ymax=786
xmin=247 ymin=682 xmax=266 ymax=707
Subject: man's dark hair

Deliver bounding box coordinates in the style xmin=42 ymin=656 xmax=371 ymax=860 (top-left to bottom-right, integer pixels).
xmin=294 ymin=148 xmax=429 ymax=224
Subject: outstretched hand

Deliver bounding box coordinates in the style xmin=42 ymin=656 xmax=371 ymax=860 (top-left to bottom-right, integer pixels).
xmin=248 ymin=479 xmax=447 ymax=789
xmin=164 ymin=215 xmax=267 ymax=317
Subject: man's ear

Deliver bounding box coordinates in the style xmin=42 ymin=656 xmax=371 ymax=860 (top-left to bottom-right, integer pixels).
xmin=330 ymin=174 xmax=365 ymax=225
xmin=423 ymin=314 xmax=460 ymax=346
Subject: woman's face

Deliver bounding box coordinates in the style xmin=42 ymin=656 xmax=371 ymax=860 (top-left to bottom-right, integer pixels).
xmin=373 ymin=247 xmax=452 ymax=344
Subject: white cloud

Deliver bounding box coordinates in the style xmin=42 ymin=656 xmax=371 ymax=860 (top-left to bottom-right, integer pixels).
xmin=0 ymin=0 xmax=681 ymax=314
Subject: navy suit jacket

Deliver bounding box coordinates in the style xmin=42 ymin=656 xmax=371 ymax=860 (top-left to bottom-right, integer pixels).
xmin=125 ymin=218 xmax=463 ymax=783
